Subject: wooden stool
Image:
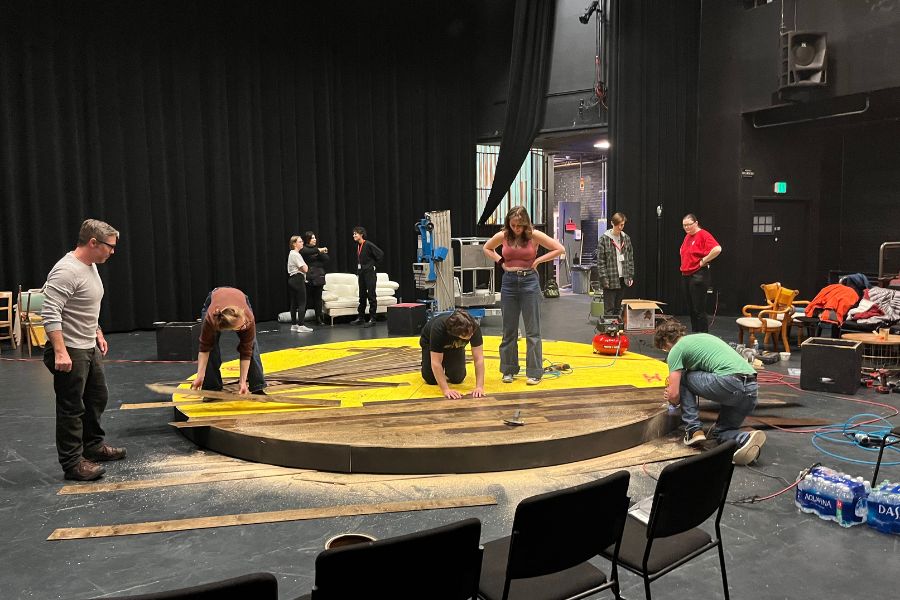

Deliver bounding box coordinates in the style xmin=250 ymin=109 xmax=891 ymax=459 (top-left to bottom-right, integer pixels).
xmin=840 ymin=332 xmax=900 ymax=369
xmin=0 ymin=291 xmax=16 ymax=351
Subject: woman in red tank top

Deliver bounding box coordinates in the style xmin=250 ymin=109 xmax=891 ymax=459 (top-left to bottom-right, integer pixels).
xmin=483 ymin=206 xmax=565 ymax=384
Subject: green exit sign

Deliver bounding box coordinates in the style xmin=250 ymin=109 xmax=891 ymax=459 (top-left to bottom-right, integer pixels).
xmin=773 ymin=181 xmax=787 ymax=194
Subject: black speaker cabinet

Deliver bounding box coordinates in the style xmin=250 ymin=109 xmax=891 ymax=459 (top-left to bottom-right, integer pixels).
xmin=155 ymin=321 xmax=201 ymax=361
xmin=779 ymin=30 xmax=827 ymax=89
xmin=387 ymin=303 xmax=427 ymax=336
xmin=800 ymin=337 xmax=862 ymax=395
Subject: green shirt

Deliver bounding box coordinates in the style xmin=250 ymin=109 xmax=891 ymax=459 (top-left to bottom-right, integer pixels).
xmin=667 ymin=333 xmax=756 ymax=376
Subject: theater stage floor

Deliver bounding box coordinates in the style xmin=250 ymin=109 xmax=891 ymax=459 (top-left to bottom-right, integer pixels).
xmin=1 ymin=293 xmax=897 ymax=598
xmin=168 ymin=337 xmax=675 ymax=473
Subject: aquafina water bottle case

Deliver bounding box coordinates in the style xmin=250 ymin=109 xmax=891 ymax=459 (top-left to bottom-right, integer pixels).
xmin=795 ymin=466 xmax=869 ymax=527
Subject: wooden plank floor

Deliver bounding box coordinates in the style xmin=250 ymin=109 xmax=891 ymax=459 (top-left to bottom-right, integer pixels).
xmin=227 ymin=386 xmax=664 ymax=448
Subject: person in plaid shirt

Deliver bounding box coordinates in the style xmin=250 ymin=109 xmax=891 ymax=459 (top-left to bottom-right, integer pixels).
xmin=595 ymin=212 xmax=635 ymax=317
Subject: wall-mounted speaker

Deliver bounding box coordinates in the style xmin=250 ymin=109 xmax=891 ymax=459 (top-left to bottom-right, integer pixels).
xmin=779 ymin=31 xmax=827 ymax=89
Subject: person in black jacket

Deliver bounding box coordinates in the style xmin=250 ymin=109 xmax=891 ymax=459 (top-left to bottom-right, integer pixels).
xmin=350 ymin=226 xmax=384 ymax=327
xmin=301 ymin=231 xmax=329 ymax=325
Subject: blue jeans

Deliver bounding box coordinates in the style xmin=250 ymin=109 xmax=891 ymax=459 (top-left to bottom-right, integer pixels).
xmin=200 ymin=291 xmax=266 ymax=392
xmin=679 ymin=371 xmax=758 ymax=443
xmin=499 ymin=271 xmax=543 ymax=379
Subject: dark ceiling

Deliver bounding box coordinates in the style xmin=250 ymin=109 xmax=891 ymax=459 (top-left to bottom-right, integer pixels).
xmin=534 ymin=128 xmax=609 ymax=161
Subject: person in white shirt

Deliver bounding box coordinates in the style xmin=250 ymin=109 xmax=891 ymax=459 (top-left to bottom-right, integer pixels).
xmin=287 ymin=235 xmax=313 ymax=332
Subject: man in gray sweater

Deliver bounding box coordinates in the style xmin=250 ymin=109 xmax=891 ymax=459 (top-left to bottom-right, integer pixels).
xmin=42 ymin=219 xmax=126 ymax=481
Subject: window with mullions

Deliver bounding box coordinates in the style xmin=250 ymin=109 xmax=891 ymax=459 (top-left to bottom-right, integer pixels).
xmin=476 ymin=145 xmax=546 ymax=225
xmin=752 ymin=214 xmax=774 ymax=235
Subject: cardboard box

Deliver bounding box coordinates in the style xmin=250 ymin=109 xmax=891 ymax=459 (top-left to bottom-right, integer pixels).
xmin=621 ymin=299 xmax=665 ymax=331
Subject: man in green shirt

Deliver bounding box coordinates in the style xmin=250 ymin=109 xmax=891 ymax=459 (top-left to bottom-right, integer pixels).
xmin=654 ymin=319 xmax=766 ymax=465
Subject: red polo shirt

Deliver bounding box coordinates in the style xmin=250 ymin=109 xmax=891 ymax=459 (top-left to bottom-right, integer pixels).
xmin=680 ymin=229 xmax=719 ymax=275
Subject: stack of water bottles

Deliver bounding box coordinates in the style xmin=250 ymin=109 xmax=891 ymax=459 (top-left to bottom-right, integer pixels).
xmin=795 ymin=466 xmax=870 ymax=527
xmin=866 ymin=481 xmax=900 ymax=534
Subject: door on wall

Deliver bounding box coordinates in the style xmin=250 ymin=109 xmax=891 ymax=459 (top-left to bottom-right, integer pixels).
xmin=750 ymin=198 xmax=810 ymax=297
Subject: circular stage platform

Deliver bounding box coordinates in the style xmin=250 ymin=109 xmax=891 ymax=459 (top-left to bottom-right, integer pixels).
xmin=171 ymin=337 xmax=674 ymax=474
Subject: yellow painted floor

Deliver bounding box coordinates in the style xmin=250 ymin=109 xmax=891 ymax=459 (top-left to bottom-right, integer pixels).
xmin=178 ymin=336 xmax=668 ymax=418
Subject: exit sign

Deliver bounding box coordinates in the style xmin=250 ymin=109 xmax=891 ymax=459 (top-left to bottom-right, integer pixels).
xmin=773 ymin=181 xmax=787 ymax=194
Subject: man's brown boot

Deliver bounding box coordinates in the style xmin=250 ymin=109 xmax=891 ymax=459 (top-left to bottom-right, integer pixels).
xmin=64 ymin=459 xmax=106 ymax=481
xmin=84 ymin=443 xmax=127 ymax=462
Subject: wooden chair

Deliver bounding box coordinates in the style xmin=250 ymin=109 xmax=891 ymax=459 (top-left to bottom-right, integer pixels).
xmin=0 ymin=291 xmax=16 ymax=351
xmin=736 ymin=283 xmax=798 ymax=352
xmin=788 ymin=298 xmax=815 ymax=346
xmin=601 ymin=441 xmax=737 ymax=600
xmin=478 ymin=470 xmax=630 ymax=600
xmin=17 ymin=286 xmax=46 ymax=355
xmin=92 ymin=572 xmax=278 ymax=599
xmin=300 ymin=518 xmax=483 ymax=600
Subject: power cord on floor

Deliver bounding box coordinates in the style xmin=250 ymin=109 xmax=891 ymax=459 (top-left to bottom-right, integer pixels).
xmin=729 ymin=462 xmax=820 ymax=506
xmin=810 ymin=414 xmax=900 ymax=467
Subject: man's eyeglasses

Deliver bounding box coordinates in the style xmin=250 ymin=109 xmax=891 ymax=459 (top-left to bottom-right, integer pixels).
xmin=95 ymin=240 xmax=117 ymax=250
xmin=682 ymin=222 xmax=696 ymax=228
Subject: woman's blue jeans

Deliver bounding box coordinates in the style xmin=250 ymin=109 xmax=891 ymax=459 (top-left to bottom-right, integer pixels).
xmin=499 ymin=271 xmax=544 ymax=380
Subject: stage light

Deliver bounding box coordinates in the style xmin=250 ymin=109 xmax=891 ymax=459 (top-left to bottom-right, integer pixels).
xmin=593 ymin=140 xmax=610 ymax=149
xmin=579 ymin=1 xmax=599 ymax=24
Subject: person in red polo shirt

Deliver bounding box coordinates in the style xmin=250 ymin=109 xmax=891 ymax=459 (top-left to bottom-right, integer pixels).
xmin=679 ymin=214 xmax=722 ymax=332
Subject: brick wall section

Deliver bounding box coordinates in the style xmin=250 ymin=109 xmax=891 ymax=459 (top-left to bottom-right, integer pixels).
xmin=552 ymin=159 xmax=607 ymax=261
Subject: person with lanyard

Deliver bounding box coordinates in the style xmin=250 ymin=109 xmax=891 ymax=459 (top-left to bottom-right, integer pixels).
xmin=679 ymin=213 xmax=722 ymax=332
xmin=287 ymin=235 xmax=313 ymax=332
xmin=654 ymin=318 xmax=766 ymax=465
xmin=483 ymin=205 xmax=565 ymax=385
xmin=192 ymin=287 xmax=267 ymax=396
xmin=595 ymin=212 xmax=635 ymax=317
xmin=350 ymin=226 xmax=384 ymax=328
xmin=420 ymin=309 xmax=486 ymax=399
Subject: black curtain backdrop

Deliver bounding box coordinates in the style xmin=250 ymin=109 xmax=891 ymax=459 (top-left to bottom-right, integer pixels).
xmin=0 ymin=1 xmax=487 ymax=331
xmin=477 ymin=0 xmax=556 ymax=225
xmin=608 ymin=0 xmax=700 ymax=310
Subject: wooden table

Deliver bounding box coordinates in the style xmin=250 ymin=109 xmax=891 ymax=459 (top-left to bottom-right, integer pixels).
xmin=840 ymin=332 xmax=900 ymax=369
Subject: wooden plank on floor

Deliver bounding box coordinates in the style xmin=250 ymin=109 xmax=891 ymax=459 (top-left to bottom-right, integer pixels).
xmin=47 ymin=495 xmax=497 ymax=540
xmin=57 ymin=466 xmax=310 ymax=495
xmin=145 ymin=384 xmax=341 ymax=407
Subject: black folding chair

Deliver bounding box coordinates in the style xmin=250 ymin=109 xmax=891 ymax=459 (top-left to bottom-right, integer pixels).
xmin=602 ymin=440 xmax=737 ymax=600
xmin=95 ymin=572 xmax=277 ymax=599
xmin=478 ymin=470 xmax=631 ymax=600
xmin=301 ymin=518 xmax=482 ymax=600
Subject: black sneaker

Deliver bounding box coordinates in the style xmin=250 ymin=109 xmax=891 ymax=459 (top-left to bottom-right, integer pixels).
xmin=363 ymin=320 xmax=376 ymax=328
xmin=350 ymin=317 xmax=366 ymax=326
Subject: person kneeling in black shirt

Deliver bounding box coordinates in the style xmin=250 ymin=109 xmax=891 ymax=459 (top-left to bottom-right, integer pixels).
xmin=420 ymin=310 xmax=485 ymax=399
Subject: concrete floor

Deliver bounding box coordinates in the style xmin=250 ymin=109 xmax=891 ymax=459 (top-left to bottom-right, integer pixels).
xmin=1 ymin=292 xmax=898 ymax=599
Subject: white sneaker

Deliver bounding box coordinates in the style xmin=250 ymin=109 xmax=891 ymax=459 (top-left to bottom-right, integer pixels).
xmin=290 ymin=325 xmax=300 ymax=332
xmin=526 ymin=377 xmax=542 ymax=386
xmin=297 ymin=325 xmax=314 ymax=332
xmin=733 ymin=430 xmax=767 ymax=465
xmin=502 ymin=374 xmax=514 ymax=384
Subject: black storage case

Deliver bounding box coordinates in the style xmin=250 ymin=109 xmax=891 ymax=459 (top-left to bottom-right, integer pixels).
xmin=800 ymin=337 xmax=862 ymax=395
xmin=387 ymin=303 xmax=427 ymax=336
xmin=155 ymin=321 xmax=201 ymax=361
